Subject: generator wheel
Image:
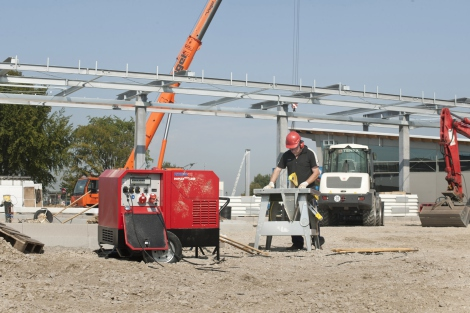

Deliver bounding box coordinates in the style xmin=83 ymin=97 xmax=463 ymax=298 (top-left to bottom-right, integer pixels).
xmin=362 ymin=198 xmax=377 ymax=226
xmin=33 ymin=208 xmax=53 ymax=223
xmin=142 ymin=231 xmax=182 ymax=264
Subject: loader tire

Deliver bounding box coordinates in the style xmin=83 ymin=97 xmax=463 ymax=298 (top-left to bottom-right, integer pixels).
xmin=330 ymin=210 xmax=339 ymax=226
xmin=362 ymin=198 xmax=377 ymax=226
xmin=380 ymin=200 xmax=385 ymax=226
xmin=375 ymin=198 xmax=382 ymax=226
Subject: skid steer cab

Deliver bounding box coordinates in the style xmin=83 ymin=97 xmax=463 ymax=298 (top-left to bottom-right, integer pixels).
xmin=98 ymin=168 xmax=220 ymax=263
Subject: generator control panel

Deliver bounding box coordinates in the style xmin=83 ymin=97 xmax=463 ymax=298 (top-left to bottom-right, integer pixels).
xmin=120 ymin=173 xmax=162 ymax=207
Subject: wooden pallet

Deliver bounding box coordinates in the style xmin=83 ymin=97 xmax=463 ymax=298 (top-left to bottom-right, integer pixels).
xmin=0 ymin=223 xmax=44 ymax=253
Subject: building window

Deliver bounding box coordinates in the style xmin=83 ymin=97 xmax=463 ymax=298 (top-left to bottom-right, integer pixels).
xmin=374 ymin=161 xmax=399 ymax=173
xmin=438 ymin=153 xmax=470 ymax=172
xmin=373 ymin=173 xmax=399 ymax=192
xmin=410 ymin=160 xmax=436 ymax=172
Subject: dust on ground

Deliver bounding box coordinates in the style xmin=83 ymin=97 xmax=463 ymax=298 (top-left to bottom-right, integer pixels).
xmin=1 ymin=220 xmax=469 ymax=312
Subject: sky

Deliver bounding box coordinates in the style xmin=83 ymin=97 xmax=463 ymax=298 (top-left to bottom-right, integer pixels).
xmin=3 ymin=0 xmax=470 ymax=195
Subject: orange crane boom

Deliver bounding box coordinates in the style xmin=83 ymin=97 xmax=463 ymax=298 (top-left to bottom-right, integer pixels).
xmin=70 ymin=0 xmax=222 ymax=208
xmin=125 ymin=0 xmax=222 ymax=169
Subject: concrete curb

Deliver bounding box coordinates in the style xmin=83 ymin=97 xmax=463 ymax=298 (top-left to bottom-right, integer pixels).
xmin=1 ymin=216 xmax=420 ymax=251
xmin=7 ymin=223 xmax=99 ymax=250
xmin=3 ymin=220 xmax=256 ymax=250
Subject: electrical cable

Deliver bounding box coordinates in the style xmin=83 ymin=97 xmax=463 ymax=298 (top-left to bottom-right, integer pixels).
xmin=155 ymin=207 xmax=180 ymax=263
xmin=120 ymin=181 xmax=219 ymax=267
xmin=126 ymin=190 xmax=183 ymax=265
xmin=179 ymin=254 xmax=225 ymax=266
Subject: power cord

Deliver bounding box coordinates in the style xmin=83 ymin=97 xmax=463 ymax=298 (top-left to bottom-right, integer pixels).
xmin=155 ymin=210 xmax=183 ymax=263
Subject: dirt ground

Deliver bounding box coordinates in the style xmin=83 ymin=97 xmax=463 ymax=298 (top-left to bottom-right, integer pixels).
xmin=1 ymin=219 xmax=469 ymax=313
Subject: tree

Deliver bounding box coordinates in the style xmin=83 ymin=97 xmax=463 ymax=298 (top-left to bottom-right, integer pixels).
xmin=162 ymin=161 xmax=179 ymax=168
xmin=61 ymin=116 xmax=138 ymax=191
xmin=0 ymin=71 xmax=73 ymax=189
xmin=249 ymin=173 xmax=271 ymax=196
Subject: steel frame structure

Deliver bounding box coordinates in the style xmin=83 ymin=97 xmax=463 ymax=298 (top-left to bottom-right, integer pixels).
xmin=2 ymin=58 xmax=470 ymax=192
xmin=1 ymin=59 xmax=469 ymax=128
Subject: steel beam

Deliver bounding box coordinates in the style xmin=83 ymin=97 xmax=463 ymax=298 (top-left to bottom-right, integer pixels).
xmin=0 ymin=93 xmax=441 ymax=128
xmin=0 ymin=75 xmax=451 ymax=117
xmin=0 ymin=62 xmax=465 ymax=108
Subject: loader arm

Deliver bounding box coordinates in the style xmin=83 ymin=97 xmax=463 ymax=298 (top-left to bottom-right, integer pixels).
xmin=124 ymin=0 xmax=222 ymax=169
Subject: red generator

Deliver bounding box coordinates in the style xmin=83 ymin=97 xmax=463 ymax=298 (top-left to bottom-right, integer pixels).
xmin=98 ymin=168 xmax=220 ymax=263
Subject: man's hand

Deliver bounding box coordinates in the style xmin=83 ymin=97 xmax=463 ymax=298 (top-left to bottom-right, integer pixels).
xmin=298 ymin=181 xmax=309 ymax=189
xmin=263 ymin=182 xmax=275 ymax=189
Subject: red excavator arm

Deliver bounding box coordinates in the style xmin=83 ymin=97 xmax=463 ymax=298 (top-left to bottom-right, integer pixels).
xmin=439 ymin=108 xmax=470 ymax=200
xmin=419 ymin=107 xmax=470 ymax=227
xmin=124 ymin=0 xmax=222 ymax=169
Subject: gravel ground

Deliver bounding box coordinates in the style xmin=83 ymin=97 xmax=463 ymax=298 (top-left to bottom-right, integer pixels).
xmin=1 ymin=219 xmax=469 ymax=312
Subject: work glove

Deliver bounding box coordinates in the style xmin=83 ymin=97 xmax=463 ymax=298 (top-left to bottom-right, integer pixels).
xmin=298 ymin=181 xmax=309 ymax=189
xmin=263 ymin=182 xmax=275 ymax=189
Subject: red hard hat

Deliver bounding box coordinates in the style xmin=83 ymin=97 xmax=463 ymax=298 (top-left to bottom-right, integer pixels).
xmin=286 ymin=131 xmax=301 ymax=149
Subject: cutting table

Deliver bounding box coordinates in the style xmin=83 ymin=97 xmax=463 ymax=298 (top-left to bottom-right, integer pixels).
xmin=253 ymin=188 xmax=321 ymax=251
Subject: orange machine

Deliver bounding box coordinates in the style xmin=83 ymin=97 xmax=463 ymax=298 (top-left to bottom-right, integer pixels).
xmin=124 ymin=0 xmax=222 ymax=170
xmin=70 ymin=0 xmax=222 ymax=207
xmin=70 ymin=176 xmax=99 ymax=208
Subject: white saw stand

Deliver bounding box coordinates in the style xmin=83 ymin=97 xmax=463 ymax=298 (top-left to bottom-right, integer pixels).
xmin=253 ymin=188 xmax=321 ymax=251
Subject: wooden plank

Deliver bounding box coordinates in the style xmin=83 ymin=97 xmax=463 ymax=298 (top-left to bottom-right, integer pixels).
xmin=332 ymin=247 xmax=418 ymax=254
xmin=53 ymin=191 xmax=91 ymax=217
xmin=61 ymin=203 xmax=98 ymax=223
xmin=220 ymin=236 xmax=269 ymax=256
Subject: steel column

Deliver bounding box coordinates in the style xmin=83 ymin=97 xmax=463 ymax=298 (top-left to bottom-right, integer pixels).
xmin=277 ymin=103 xmax=289 ymax=188
xmin=399 ymin=114 xmax=410 ymax=193
xmin=134 ymin=96 xmax=148 ymax=169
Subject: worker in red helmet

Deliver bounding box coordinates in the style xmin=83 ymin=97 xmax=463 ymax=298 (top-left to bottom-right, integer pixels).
xmin=264 ymin=131 xmax=322 ymax=250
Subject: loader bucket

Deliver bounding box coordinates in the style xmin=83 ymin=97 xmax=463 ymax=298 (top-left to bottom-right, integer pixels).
xmin=419 ymin=197 xmax=470 ymax=227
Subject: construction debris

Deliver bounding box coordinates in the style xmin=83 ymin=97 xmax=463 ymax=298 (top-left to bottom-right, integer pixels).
xmin=87 ymin=215 xmax=99 ymax=224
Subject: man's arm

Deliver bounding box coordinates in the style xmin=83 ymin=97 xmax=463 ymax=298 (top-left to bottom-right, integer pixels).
xmin=299 ymin=167 xmax=320 ymax=188
xmin=264 ymin=167 xmax=282 ymax=189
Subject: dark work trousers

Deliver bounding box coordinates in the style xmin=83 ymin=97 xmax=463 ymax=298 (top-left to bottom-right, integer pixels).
xmin=291 ymin=195 xmax=317 ymax=246
xmin=3 ymin=201 xmax=12 ymax=223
